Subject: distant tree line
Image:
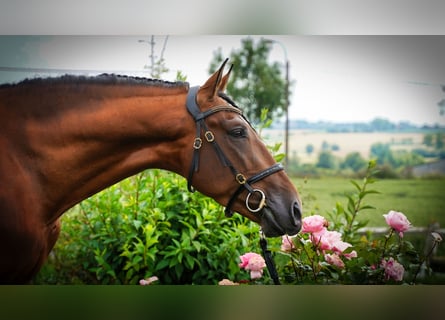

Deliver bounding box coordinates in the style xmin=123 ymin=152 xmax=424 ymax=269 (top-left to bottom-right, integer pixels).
xmin=288 ymin=132 xmax=445 ymax=179
xmin=273 ymin=118 xmax=445 ymax=133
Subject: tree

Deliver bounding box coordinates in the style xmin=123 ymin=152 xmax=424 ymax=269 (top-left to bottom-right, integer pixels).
xmin=370 ymin=143 xmax=395 ymax=166
xmin=341 ymin=152 xmax=368 ymax=172
xmin=306 ymin=144 xmax=314 ymax=156
xmin=321 ymin=140 xmax=330 ymax=151
xmin=438 ymin=85 xmax=445 ymax=116
xmin=422 ymin=132 xmax=444 ymax=150
xmin=139 ymin=36 xmax=170 ymax=78
xmin=370 ymin=118 xmax=396 ymax=131
xmin=435 ymin=132 xmax=444 ymax=149
xmin=423 ymin=133 xmax=434 ymax=147
xmin=316 ymin=151 xmax=338 ymax=169
xmin=209 ymin=37 xmax=287 ymax=123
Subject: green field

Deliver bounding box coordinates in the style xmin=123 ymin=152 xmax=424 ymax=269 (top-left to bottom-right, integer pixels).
xmin=292 ymin=177 xmax=445 ymax=229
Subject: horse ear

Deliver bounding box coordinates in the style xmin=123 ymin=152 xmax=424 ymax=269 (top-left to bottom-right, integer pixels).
xmin=200 ymin=58 xmax=229 ymax=100
xmin=218 ymin=63 xmax=233 ymax=93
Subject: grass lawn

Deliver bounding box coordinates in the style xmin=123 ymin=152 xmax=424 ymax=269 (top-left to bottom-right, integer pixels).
xmin=292 ymin=177 xmax=445 ymax=229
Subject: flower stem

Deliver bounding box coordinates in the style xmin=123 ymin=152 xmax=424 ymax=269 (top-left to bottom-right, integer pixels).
xmin=380 ymin=228 xmax=394 ymax=263
xmin=378 ymin=228 xmax=394 ymax=283
xmin=300 ymin=236 xmax=319 ymax=282
xmin=411 ymin=240 xmax=439 ymax=284
xmin=290 ymin=256 xmax=299 ymax=282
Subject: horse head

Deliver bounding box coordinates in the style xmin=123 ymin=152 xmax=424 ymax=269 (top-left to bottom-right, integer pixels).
xmin=186 ymin=59 xmax=302 ymax=237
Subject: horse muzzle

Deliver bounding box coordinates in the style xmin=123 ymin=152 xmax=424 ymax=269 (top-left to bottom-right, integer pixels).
xmin=259 ymin=200 xmax=302 ymax=237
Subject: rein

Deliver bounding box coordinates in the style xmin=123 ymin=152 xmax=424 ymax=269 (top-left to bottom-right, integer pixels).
xmin=186 ymin=86 xmax=282 ymax=285
xmin=259 ymin=230 xmax=281 ymax=285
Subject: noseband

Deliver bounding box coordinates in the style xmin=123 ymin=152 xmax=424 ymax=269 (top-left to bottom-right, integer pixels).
xmin=186 ymin=86 xmax=284 ymax=217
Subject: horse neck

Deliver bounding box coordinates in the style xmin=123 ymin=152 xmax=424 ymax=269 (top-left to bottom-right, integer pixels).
xmin=22 ymin=83 xmax=193 ymax=219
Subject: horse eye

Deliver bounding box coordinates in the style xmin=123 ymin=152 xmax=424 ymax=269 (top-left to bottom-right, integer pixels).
xmin=229 ymin=128 xmax=247 ymax=138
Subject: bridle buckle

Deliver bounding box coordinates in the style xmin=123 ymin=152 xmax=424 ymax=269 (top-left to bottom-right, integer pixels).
xmin=204 ymin=131 xmax=215 ymax=142
xmin=236 ymin=173 xmax=247 ymax=185
xmin=193 ymin=137 xmax=202 ymax=149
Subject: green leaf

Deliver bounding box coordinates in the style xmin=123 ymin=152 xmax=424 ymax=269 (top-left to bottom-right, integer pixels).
xmin=179 ymin=220 xmax=194 ymax=230
xmin=361 ymin=189 xmax=380 ymax=196
xmin=335 ymin=202 xmax=345 ymax=215
xmin=350 ymin=180 xmax=361 ymax=192
xmin=133 ymin=219 xmax=142 ymax=230
xmin=132 ymin=255 xmax=143 ymax=265
xmin=192 ymin=241 xmax=202 ymax=252
xmin=274 ymin=153 xmax=285 ymax=163
xmin=358 ymin=205 xmax=375 ymax=211
xmin=155 ymin=259 xmax=170 ymax=271
xmin=185 ymin=254 xmax=195 ymax=269
xmin=347 ymin=196 xmax=356 ymax=214
xmin=175 ymin=264 xmax=184 ymax=280
xmin=106 ymin=269 xmax=117 ymax=278
xmin=126 ymin=268 xmax=134 ymax=281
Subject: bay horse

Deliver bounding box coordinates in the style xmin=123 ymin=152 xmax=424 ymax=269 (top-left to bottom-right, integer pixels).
xmin=0 ymin=59 xmax=302 ymax=284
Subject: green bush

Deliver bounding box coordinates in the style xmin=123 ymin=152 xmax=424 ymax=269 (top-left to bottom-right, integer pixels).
xmin=35 ymin=170 xmax=260 ymax=284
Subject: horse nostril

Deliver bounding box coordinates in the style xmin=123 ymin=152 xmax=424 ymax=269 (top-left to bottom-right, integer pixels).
xmin=292 ymin=201 xmax=302 ymax=232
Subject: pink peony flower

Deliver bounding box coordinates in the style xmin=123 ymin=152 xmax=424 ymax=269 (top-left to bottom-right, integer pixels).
xmin=247 ymin=255 xmax=266 ymax=279
xmin=239 ymin=252 xmax=266 ymax=280
xmin=381 ymin=257 xmax=404 ymax=282
xmin=343 ymin=250 xmax=357 ymax=260
xmin=280 ymin=235 xmax=296 ymax=252
xmin=239 ymin=252 xmax=259 ymax=269
xmin=139 ymin=276 xmax=159 ymax=285
xmin=313 ymin=230 xmax=352 ymax=253
xmin=301 ymin=215 xmax=327 ymax=233
xmin=324 ymin=253 xmax=345 ymax=268
xmin=218 ymin=279 xmax=239 ymax=285
xmin=383 ymin=210 xmax=411 ymax=238
xmin=309 ymin=227 xmax=326 ymax=245
xmin=249 ymin=270 xmax=263 ymax=279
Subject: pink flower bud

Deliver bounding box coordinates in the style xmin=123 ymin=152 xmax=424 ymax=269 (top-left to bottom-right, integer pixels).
xmin=280 ymin=235 xmax=296 ymax=252
xmin=383 ymin=210 xmax=411 ymax=237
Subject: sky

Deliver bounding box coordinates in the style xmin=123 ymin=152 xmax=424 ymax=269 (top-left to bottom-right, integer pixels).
xmin=1 ymin=35 xmax=444 ymax=126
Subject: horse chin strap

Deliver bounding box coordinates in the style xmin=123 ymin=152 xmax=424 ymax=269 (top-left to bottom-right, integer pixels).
xmin=185 ymin=86 xmax=284 ymax=218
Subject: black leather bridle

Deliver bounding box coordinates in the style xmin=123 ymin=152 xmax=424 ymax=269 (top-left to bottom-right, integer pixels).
xmin=186 ymin=86 xmax=284 ymax=218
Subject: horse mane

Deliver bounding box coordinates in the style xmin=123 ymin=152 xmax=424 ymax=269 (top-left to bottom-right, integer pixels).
xmin=218 ymin=91 xmax=240 ymax=110
xmin=0 ymin=74 xmax=189 ymax=89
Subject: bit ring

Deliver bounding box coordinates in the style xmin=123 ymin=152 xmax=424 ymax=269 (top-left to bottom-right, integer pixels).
xmin=246 ymin=189 xmax=266 ymax=213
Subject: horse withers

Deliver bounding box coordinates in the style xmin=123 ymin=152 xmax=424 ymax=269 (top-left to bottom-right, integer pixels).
xmin=0 ymin=59 xmax=302 ymax=284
